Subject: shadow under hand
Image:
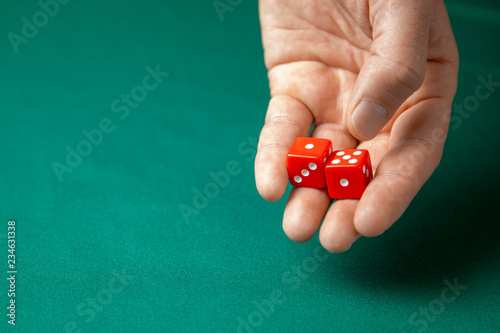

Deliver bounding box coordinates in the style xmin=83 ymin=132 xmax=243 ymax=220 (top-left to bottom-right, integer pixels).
xmin=322 ymin=165 xmax=500 ymax=291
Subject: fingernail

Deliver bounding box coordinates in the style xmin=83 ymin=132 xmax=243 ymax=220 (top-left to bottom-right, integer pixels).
xmin=352 ymin=100 xmax=388 ymax=140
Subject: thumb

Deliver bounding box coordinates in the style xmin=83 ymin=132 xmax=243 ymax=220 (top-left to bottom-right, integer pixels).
xmin=346 ymin=0 xmax=434 ymax=141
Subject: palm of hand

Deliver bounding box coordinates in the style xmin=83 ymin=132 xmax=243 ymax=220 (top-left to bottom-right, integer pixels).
xmin=255 ymin=0 xmax=458 ymax=251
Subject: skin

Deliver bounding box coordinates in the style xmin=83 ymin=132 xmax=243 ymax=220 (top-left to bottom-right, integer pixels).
xmin=255 ymin=0 xmax=459 ymax=252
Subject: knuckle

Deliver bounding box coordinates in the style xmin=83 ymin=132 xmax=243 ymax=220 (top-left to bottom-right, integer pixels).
xmin=392 ymin=59 xmax=426 ymax=93
xmin=257 ymin=140 xmax=289 ymax=152
xmin=266 ymin=113 xmax=304 ymax=128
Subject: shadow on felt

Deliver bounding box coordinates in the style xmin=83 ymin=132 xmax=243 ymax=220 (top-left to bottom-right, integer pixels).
xmin=318 ymin=168 xmax=500 ymax=291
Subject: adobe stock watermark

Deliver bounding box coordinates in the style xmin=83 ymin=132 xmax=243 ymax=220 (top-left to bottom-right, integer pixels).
xmin=7 ymin=0 xmax=72 ymax=54
xmin=64 ymin=268 xmax=136 ymax=333
xmin=395 ymin=74 xmax=498 ymax=178
xmin=449 ymin=74 xmax=499 ymax=130
xmin=178 ymin=135 xmax=257 ymax=224
xmin=213 ymin=0 xmax=243 ymax=21
xmin=51 ymin=64 xmax=169 ymax=182
xmin=401 ymin=277 xmax=467 ymax=333
xmin=235 ymin=246 xmax=331 ymax=332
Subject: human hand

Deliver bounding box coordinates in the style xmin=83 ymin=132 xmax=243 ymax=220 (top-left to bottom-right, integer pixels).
xmin=255 ymin=0 xmax=459 ymax=252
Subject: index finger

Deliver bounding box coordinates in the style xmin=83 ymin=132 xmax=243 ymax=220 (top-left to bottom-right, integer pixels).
xmin=255 ymin=95 xmax=313 ymax=202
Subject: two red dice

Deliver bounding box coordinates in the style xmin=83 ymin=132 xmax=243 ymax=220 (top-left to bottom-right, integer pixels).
xmin=286 ymin=137 xmax=373 ymax=199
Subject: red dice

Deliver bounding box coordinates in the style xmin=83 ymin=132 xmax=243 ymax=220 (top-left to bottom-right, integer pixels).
xmin=286 ymin=138 xmax=374 ymax=198
xmin=325 ymin=149 xmax=373 ymax=199
xmin=287 ymin=137 xmax=333 ymax=189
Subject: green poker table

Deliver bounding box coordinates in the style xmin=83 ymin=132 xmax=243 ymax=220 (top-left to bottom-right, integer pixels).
xmin=1 ymin=1 xmax=499 ymax=332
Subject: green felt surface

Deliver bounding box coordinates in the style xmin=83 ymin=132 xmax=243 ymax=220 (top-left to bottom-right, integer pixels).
xmin=1 ymin=0 xmax=499 ymax=332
